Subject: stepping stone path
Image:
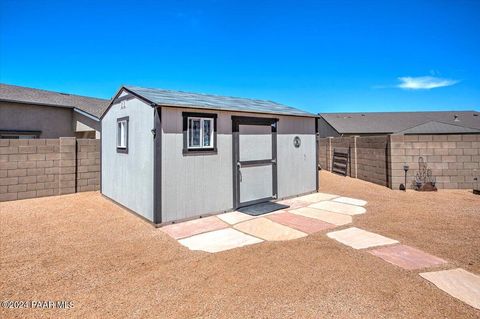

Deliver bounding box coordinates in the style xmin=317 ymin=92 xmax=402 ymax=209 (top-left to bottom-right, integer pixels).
xmin=160 ymin=191 xmax=480 ymax=309
xmin=327 ymin=227 xmax=398 ymax=249
xmin=234 ymin=217 xmax=307 ymax=241
xmin=309 ymin=201 xmax=366 ymax=216
xmin=420 ymin=268 xmax=480 ymax=310
xmin=368 ymin=244 xmax=447 ymax=270
xmin=290 ymin=207 xmax=353 ymax=226
xmin=178 ymin=228 xmax=263 ymax=253
xmin=161 ymin=216 xmax=228 ymax=239
xmin=162 ymin=192 xmax=362 ymax=251
xmin=267 ymin=212 xmax=336 ymax=234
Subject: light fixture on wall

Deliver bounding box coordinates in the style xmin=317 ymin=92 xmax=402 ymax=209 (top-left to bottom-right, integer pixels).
xmin=401 ymin=164 xmax=409 ymax=191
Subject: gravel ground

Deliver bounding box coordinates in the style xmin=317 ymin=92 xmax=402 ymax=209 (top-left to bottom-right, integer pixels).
xmin=1 ymin=171 xmax=479 ymax=318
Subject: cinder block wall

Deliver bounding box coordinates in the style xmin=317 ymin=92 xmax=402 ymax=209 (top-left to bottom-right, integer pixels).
xmin=356 ymin=136 xmax=389 ymax=187
xmin=318 ymin=136 xmax=356 ymax=177
xmin=76 ymin=139 xmax=100 ymax=192
xmin=318 ymin=137 xmax=330 ymax=170
xmin=389 ymin=134 xmax=480 ymax=190
xmin=0 ymin=138 xmax=100 ymax=202
xmin=318 ymin=134 xmax=479 ymax=190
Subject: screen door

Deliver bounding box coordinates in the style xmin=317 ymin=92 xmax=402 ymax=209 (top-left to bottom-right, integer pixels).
xmin=232 ymin=116 xmax=278 ymax=209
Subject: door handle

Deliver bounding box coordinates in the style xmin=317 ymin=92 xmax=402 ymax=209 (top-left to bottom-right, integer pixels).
xmin=237 ymin=162 xmax=242 ymax=182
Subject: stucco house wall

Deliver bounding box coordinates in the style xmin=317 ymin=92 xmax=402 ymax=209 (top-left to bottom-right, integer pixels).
xmin=0 ymin=101 xmax=75 ymax=138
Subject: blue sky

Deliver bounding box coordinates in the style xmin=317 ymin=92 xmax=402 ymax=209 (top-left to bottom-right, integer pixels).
xmin=1 ymin=0 xmax=479 ymax=113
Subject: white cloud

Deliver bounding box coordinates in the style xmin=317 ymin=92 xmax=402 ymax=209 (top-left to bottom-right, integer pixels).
xmin=397 ymin=76 xmax=459 ymax=90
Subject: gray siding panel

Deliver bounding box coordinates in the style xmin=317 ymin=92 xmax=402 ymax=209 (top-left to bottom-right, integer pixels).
xmin=161 ymin=107 xmax=232 ymax=222
xmin=101 ymin=95 xmax=154 ymax=221
xmin=277 ymin=117 xmax=317 ymax=198
xmin=161 ymin=107 xmax=316 ymax=222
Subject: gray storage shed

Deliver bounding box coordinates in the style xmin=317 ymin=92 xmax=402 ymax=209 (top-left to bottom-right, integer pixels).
xmin=101 ymin=86 xmax=318 ymax=225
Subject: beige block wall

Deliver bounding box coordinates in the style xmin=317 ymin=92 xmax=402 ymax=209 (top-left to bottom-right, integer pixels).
xmin=356 ymin=136 xmax=389 ymax=187
xmin=0 ymin=138 xmax=100 ymax=202
xmin=389 ymin=134 xmax=480 ymax=190
xmin=318 ymin=137 xmax=356 ymax=176
xmin=76 ymin=139 xmax=100 ymax=192
xmin=318 ymin=134 xmax=480 ymax=190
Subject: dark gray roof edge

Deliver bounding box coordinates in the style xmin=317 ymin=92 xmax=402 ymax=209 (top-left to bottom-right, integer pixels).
xmin=73 ymin=108 xmax=100 ymax=121
xmin=156 ymin=103 xmax=318 ymax=118
xmin=99 ymin=85 xmax=156 ymax=120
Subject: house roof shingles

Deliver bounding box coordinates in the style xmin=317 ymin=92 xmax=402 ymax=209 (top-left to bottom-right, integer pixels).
xmin=320 ymin=111 xmax=480 ymax=134
xmin=125 ymin=85 xmax=316 ymax=117
xmin=0 ymin=83 xmax=110 ymax=118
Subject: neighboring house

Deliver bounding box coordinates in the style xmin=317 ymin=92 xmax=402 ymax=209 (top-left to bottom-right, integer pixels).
xmin=0 ymin=83 xmax=110 ymax=139
xmin=101 ymin=86 xmax=318 ymax=225
xmin=318 ymin=111 xmax=480 ymax=137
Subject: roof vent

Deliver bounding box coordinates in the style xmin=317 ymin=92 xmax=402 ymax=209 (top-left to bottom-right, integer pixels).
xmin=454 ymin=115 xmax=459 ymax=122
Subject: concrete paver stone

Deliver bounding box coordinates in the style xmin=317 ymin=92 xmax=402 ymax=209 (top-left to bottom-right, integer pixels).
xmin=420 ymin=268 xmax=480 ymax=310
xmin=267 ymin=212 xmax=336 ymax=234
xmin=161 ymin=216 xmax=228 ymax=239
xmin=309 ymin=201 xmax=366 ymax=215
xmin=332 ymin=197 xmax=367 ymax=206
xmin=277 ymin=198 xmax=311 ymax=209
xmin=217 ymin=211 xmax=255 ymax=225
xmin=295 ymin=192 xmax=339 ymax=203
xmin=234 ymin=217 xmax=307 ymax=241
xmin=327 ymin=227 xmax=399 ymax=249
xmin=178 ymin=228 xmax=263 ymax=253
xmin=289 ymin=207 xmax=353 ymax=226
xmin=368 ymin=244 xmax=447 ymax=270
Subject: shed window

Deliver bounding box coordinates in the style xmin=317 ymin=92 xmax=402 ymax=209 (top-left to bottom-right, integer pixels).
xmin=117 ymin=117 xmax=129 ymax=153
xmin=188 ymin=117 xmax=213 ymax=148
xmin=183 ymin=112 xmax=217 ymax=155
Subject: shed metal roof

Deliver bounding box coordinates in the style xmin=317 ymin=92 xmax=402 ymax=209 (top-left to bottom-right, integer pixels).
xmin=124 ymin=86 xmax=316 ymax=117
xmin=320 ymin=111 xmax=480 ymax=134
xmin=0 ymin=83 xmax=110 ymax=118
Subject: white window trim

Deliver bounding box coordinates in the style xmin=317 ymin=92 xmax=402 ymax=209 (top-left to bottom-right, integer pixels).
xmin=117 ymin=120 xmax=127 ymax=148
xmin=187 ymin=117 xmax=214 ymax=149
xmin=116 ymin=117 xmax=129 ymax=154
